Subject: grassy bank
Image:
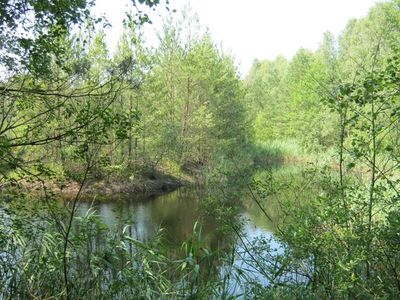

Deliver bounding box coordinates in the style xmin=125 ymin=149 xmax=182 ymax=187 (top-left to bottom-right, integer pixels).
xmin=252 ymin=139 xmax=336 ymax=168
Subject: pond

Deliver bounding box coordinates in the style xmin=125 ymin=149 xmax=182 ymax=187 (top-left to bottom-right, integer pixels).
xmin=76 ymin=186 xmax=277 ymax=254
xmin=73 ymin=166 xmax=313 ymax=290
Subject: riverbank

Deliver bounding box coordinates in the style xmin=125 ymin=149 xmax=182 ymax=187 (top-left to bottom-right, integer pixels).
xmin=76 ymin=172 xmax=186 ymax=198
xmin=3 ymin=164 xmax=194 ymax=201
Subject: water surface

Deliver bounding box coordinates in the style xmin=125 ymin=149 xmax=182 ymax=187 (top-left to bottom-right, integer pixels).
xmin=76 ymin=186 xmax=275 ymax=251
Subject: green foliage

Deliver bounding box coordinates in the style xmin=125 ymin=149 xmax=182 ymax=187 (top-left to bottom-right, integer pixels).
xmin=245 ymin=46 xmax=338 ymax=152
xmin=140 ymin=15 xmax=250 ymax=170
xmin=0 ymin=0 xmax=96 ymax=74
xmin=241 ymin=4 xmax=400 ymax=298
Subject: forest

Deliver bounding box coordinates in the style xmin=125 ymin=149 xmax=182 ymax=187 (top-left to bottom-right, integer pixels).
xmin=1 ymin=0 xmax=400 ymax=299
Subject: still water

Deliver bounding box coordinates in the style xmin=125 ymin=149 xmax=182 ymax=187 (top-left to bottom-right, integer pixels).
xmin=75 ymin=185 xmax=282 ymax=290
xmin=73 ymin=166 xmax=313 ymax=289
xmin=76 ymin=186 xmax=276 ymax=252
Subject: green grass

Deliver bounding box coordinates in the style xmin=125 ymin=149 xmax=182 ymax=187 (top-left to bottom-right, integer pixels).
xmin=252 ymin=139 xmax=337 ymax=168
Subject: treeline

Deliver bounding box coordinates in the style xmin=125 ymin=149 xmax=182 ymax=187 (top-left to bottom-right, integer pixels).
xmin=245 ymin=0 xmax=400 ymax=152
xmin=0 ymin=8 xmax=250 ymax=188
xmin=102 ymin=14 xmax=249 ymax=172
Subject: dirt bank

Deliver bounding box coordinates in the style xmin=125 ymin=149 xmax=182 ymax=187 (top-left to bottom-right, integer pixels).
xmin=3 ymin=170 xmax=187 ymax=201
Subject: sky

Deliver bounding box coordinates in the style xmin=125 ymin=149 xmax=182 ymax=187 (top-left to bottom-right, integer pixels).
xmin=94 ymin=0 xmax=378 ymax=76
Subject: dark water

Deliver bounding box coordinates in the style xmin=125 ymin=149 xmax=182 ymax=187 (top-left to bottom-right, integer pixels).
xmin=75 ymin=185 xmax=282 ymax=290
xmin=76 ymin=186 xmax=276 ymax=251
xmin=73 ymin=166 xmax=314 ymax=290
xmin=78 ymin=188 xmax=273 ymax=250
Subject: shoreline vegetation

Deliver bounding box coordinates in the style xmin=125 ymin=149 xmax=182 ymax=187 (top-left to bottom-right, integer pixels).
xmin=6 ymin=140 xmax=310 ymax=200
xmin=0 ymin=139 xmax=357 ymax=201
xmin=3 ymin=165 xmax=191 ymax=201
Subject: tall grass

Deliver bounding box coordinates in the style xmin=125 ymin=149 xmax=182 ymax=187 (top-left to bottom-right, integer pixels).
xmin=252 ymin=139 xmax=337 ymax=168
